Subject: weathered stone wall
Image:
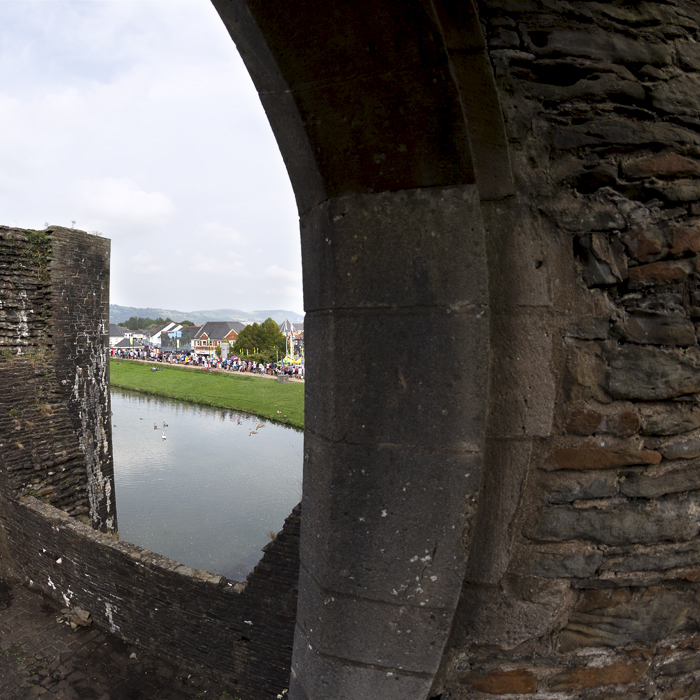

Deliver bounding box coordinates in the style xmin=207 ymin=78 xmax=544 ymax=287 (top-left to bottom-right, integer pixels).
xmin=0 ymin=226 xmax=115 ymax=530
xmin=1 ymin=497 xmax=300 ymax=698
xmin=0 ymin=225 xmax=301 ymax=698
xmin=437 ymin=1 xmax=700 ymax=697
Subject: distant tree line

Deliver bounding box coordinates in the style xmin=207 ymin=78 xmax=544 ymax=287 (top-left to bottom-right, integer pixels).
xmin=118 ymin=317 xmax=195 ymax=330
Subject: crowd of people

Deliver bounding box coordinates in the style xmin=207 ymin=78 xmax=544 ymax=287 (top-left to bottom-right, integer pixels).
xmin=110 ymin=347 xmax=305 ymax=379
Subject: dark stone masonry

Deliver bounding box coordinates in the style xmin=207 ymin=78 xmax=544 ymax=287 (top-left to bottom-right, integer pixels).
xmin=0 ymin=226 xmax=300 ymax=699
xmin=7 ymin=1 xmax=700 ymax=699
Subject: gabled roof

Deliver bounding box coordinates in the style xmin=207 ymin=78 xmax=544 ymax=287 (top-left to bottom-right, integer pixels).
xmin=109 ymin=323 xmax=125 ymax=337
xmin=113 ymin=338 xmax=146 ymax=349
xmin=279 ymin=319 xmax=304 ymax=334
xmin=193 ymin=321 xmax=245 ymax=341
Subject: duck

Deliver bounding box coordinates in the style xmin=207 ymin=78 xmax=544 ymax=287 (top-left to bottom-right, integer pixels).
xmin=154 ymin=423 xmax=158 ymax=429
xmin=256 ymin=422 xmax=265 ymax=429
xmin=163 ymin=421 xmax=168 ymax=427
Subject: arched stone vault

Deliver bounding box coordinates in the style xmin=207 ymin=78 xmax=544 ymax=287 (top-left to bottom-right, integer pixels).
xmin=212 ymin=0 xmax=513 ymax=696
xmin=214 ymin=0 xmax=700 ymax=698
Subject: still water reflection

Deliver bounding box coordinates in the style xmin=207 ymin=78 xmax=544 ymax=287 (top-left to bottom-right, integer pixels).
xmin=110 ymin=388 xmax=303 ymax=580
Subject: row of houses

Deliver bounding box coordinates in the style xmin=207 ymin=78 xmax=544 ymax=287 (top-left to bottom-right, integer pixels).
xmin=109 ymin=319 xmax=304 ymax=357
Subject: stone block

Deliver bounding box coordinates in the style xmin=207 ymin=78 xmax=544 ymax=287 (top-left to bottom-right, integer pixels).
xmin=481 ymin=201 xmax=551 ymax=309
xmin=553 ymin=118 xmax=700 ymax=152
xmin=661 ymin=436 xmax=700 ymax=460
xmin=659 ymin=655 xmax=700 ymax=676
xmin=620 ymin=462 xmax=700 ymax=499
xmin=290 ymin=625 xmax=432 ymax=700
xmin=301 ymin=185 xmax=486 ymax=312
xmin=606 ymin=345 xmax=700 ymax=400
xmin=548 ymin=662 xmax=649 ymax=692
xmin=601 ymin=541 xmax=700 ymax=574
xmin=461 ymin=668 xmax=537 ymax=694
xmin=640 ymin=404 xmax=700 ymax=436
xmin=654 ymin=180 xmax=700 ymax=203
xmin=532 ymin=28 xmax=672 ymax=65
xmin=565 ymin=408 xmax=603 ymax=435
xmin=295 ymin=568 xmax=451 ymax=674
xmin=531 ymin=494 xmax=700 ymax=546
xmin=609 ymin=410 xmax=641 ymax=437
xmin=486 ymin=312 xmax=554 ymax=438
xmin=671 ymin=222 xmax=700 ymax=255
xmin=305 ymin=309 xmax=488 ymax=450
xmin=559 ymin=585 xmax=700 ymax=651
xmin=452 ymin=577 xmax=570 ymax=650
xmin=578 ymin=233 xmax=628 ymax=286
xmin=628 ymin=260 xmax=691 ymax=286
xmin=525 ymin=548 xmax=603 ymax=579
xmin=622 ymin=153 xmax=700 ymax=181
xmin=544 ymin=447 xmax=661 ymax=471
xmin=621 ymin=228 xmax=663 ymax=261
xmin=542 ymin=195 xmax=625 ymax=233
xmin=614 ymin=311 xmax=696 ymax=347
xmin=651 ymin=74 xmax=700 ymax=117
xmin=300 ymin=434 xmax=480 ymax=607
xmin=542 ymin=470 xmax=618 ymax=504
xmin=465 ymin=438 xmax=531 ymax=584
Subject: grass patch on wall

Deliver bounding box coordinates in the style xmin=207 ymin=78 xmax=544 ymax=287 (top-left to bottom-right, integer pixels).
xmin=109 ymin=360 xmax=304 ymax=429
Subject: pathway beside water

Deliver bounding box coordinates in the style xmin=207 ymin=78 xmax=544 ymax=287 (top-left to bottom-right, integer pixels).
xmin=110 ymin=388 xmax=303 ymax=580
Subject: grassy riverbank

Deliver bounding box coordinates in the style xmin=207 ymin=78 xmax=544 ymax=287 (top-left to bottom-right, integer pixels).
xmin=109 ymin=360 xmax=304 ymax=428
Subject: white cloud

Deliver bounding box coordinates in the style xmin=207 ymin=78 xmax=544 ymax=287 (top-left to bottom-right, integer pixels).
xmin=130 ymin=251 xmax=161 ymax=274
xmin=196 ymin=221 xmax=244 ymax=246
xmin=0 ymin=0 xmax=303 ymax=313
xmin=192 ymin=254 xmax=250 ymax=276
xmin=73 ymin=177 xmax=175 ymax=227
xmin=264 ymin=265 xmax=303 ymax=283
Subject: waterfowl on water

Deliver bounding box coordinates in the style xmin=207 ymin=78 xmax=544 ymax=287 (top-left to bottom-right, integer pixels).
xmin=154 ymin=423 xmax=158 ymax=429
xmin=163 ymin=422 xmax=168 ymax=427
xmin=162 ymin=432 xmax=166 ymax=440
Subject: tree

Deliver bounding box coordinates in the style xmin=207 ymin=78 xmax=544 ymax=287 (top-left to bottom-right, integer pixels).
xmin=232 ymin=318 xmax=286 ymax=361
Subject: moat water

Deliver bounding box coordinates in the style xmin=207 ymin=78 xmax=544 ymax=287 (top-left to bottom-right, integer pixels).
xmin=110 ymin=388 xmax=303 ymax=580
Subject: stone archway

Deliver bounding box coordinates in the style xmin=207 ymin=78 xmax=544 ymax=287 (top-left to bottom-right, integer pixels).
xmin=211 ymin=0 xmax=513 ymax=697
xmin=4 ymin=1 xmax=700 ymax=698
xmin=213 ymin=1 xmax=700 ymax=698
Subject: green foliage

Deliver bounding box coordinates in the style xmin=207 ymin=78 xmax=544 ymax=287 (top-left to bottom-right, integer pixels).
xmin=22 ymin=229 xmax=52 ymax=282
xmin=122 ymin=316 xmax=174 ymax=330
xmin=120 ymin=316 xmax=198 ymax=330
xmin=110 ymin=359 xmax=304 ymax=428
xmin=232 ymin=318 xmax=285 ymax=361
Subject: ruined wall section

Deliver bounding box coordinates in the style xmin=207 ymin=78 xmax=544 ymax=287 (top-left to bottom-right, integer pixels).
xmin=48 ymin=229 xmax=115 ymax=531
xmin=5 ymin=497 xmax=300 ymax=699
xmin=441 ymin=1 xmax=700 ymax=697
xmin=0 ymin=226 xmax=115 ymax=532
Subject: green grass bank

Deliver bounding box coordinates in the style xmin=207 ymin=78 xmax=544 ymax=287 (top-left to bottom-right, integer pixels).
xmin=109 ymin=360 xmax=304 ymax=429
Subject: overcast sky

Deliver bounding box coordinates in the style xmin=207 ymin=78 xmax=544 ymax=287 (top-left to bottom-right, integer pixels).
xmin=0 ymin=0 xmax=302 ymax=313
